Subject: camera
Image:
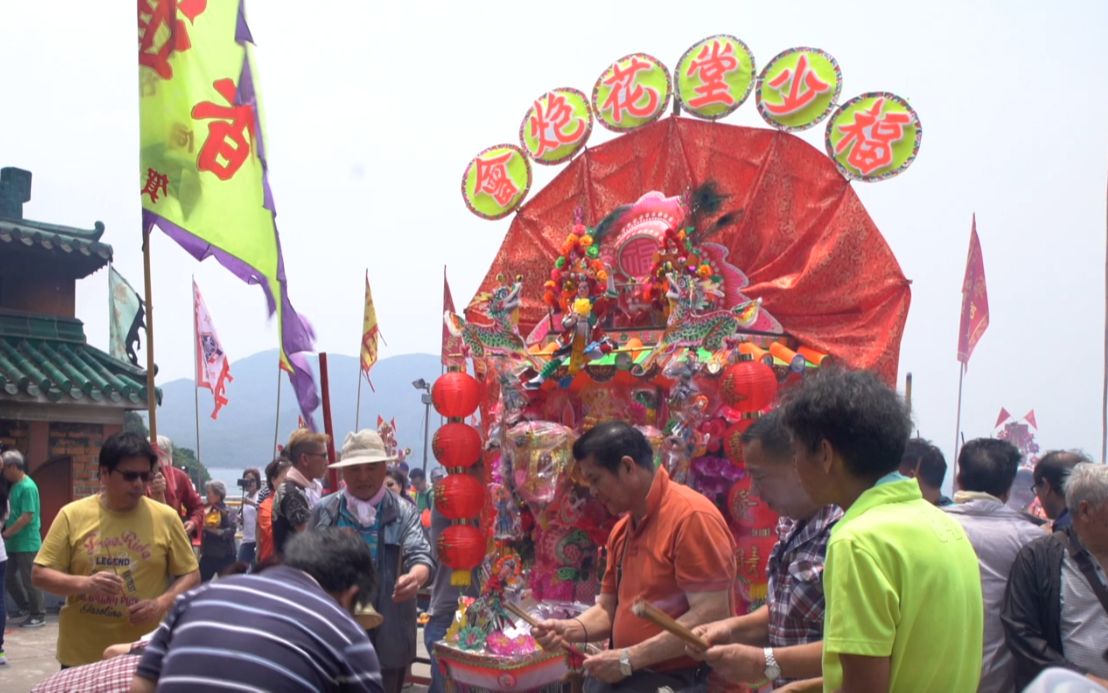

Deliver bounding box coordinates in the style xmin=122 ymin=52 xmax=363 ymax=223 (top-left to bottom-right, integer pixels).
xmin=236 ymin=477 xmax=251 ymax=489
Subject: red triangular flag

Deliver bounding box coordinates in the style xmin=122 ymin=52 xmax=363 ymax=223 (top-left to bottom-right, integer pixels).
xmin=1024 ymin=410 xmax=1038 ymax=429
xmin=957 ymin=215 xmax=990 ymax=367
xmin=442 ymin=266 xmax=466 ymax=368
xmin=995 ymin=407 xmax=1012 ymax=429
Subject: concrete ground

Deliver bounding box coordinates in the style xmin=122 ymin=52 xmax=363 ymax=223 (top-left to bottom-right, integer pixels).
xmin=2 ymin=613 xmax=64 ymax=691
xmin=2 ymin=613 xmax=431 ymax=692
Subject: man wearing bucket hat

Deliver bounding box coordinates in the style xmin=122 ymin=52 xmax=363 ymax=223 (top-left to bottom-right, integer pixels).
xmin=311 ymin=429 xmax=433 ymax=693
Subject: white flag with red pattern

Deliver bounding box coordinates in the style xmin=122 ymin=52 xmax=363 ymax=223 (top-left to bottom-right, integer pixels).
xmin=193 ymin=279 xmax=233 ymax=419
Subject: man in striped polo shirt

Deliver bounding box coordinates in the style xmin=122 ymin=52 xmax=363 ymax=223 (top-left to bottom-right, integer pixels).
xmin=131 ymin=528 xmax=384 ymax=692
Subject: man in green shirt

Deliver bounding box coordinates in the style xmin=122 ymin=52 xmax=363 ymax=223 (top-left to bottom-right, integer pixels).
xmin=782 ymin=370 xmax=983 ymax=692
xmin=3 ymin=450 xmax=45 ymax=627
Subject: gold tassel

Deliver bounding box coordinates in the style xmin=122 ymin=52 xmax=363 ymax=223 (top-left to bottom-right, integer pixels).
xmin=451 ymin=570 xmax=472 ymax=587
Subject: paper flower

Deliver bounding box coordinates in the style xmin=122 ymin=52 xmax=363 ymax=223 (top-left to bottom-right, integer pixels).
xmin=457 ymin=625 xmax=487 ymax=651
xmin=486 ymin=631 xmax=539 ymax=656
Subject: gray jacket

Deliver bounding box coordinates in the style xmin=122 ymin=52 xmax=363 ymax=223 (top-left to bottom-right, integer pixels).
xmin=945 ymin=494 xmax=1045 ymax=693
xmin=311 ymin=490 xmax=433 ymax=670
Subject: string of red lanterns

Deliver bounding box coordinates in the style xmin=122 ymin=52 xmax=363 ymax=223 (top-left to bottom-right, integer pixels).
xmin=431 ymin=370 xmax=486 ymax=586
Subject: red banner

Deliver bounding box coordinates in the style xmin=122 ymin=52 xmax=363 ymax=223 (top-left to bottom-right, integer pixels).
xmin=958 ymin=216 xmax=989 ymax=366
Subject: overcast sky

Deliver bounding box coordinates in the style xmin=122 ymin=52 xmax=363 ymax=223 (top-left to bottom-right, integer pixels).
xmin=2 ymin=1 xmax=1106 ymax=466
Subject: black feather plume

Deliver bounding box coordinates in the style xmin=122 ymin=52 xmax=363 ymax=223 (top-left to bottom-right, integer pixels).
xmin=591 ymin=204 xmax=630 ymax=245
xmin=689 ymin=181 xmax=727 ymax=217
xmin=699 ymin=209 xmax=744 ymax=241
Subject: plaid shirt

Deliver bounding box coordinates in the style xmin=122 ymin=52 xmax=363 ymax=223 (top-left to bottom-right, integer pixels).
xmin=766 ymin=504 xmax=842 ymax=648
xmin=31 ymin=654 xmax=141 ymax=693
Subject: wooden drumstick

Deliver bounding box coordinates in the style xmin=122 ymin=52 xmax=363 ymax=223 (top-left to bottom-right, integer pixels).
xmin=630 ymin=599 xmax=710 ymax=651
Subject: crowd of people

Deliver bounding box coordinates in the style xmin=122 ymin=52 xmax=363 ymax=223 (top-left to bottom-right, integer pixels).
xmin=0 ymin=369 xmax=1106 ymax=692
xmin=531 ymin=370 xmax=1108 ymax=693
xmin=0 ymin=424 xmax=460 ymax=693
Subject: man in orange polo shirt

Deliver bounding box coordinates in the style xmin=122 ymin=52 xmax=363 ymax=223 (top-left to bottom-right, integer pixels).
xmin=533 ymin=421 xmax=735 ymax=692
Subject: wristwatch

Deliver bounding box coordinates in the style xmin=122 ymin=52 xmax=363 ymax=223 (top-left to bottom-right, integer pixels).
xmin=763 ymin=647 xmax=781 ymax=681
xmin=618 ymin=649 xmax=633 ymax=678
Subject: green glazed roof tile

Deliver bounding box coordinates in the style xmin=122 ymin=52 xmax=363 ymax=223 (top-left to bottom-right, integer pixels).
xmin=0 ymin=218 xmax=112 ymax=279
xmin=0 ymin=331 xmax=158 ymax=408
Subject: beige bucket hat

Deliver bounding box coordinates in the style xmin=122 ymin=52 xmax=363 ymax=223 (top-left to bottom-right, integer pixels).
xmin=328 ymin=429 xmax=397 ymax=469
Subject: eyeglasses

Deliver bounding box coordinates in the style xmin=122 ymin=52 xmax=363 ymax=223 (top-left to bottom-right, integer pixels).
xmin=115 ymin=470 xmax=152 ymax=483
xmin=1030 ymin=479 xmax=1043 ymax=493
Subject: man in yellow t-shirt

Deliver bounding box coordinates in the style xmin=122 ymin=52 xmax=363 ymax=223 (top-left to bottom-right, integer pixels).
xmin=783 ymin=370 xmax=983 ymax=693
xmin=32 ymin=432 xmax=200 ymax=667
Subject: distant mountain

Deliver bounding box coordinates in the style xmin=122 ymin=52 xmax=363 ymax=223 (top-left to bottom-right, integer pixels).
xmin=155 ymin=351 xmax=442 ymax=471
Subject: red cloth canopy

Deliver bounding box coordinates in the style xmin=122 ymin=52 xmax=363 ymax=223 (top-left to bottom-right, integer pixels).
xmin=469 ymin=117 xmax=910 ymax=383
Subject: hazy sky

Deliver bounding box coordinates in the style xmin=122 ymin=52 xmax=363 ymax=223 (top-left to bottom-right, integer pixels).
xmin=2 ymin=1 xmax=1106 ymax=466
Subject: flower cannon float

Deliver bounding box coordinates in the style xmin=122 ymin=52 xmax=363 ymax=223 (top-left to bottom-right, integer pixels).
xmin=433 ymin=33 xmax=918 ymax=693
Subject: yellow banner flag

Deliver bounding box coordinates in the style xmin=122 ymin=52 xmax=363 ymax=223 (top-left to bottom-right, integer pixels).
xmin=361 ymin=271 xmax=384 ymax=379
xmin=138 ymin=0 xmax=320 ymax=424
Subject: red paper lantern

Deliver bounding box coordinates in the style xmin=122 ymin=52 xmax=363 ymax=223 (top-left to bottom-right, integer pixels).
xmin=439 ymin=523 xmax=486 ymax=585
xmin=432 ymin=423 xmax=482 ymax=468
xmin=726 ymin=475 xmax=779 ymax=531
xmin=432 ymin=371 xmax=483 ymax=419
xmin=435 ymin=474 xmax=485 ymax=520
xmin=735 ymin=530 xmax=778 ymax=602
xmin=720 ymin=361 xmax=778 ymax=413
xmin=722 ymin=419 xmax=756 ymax=463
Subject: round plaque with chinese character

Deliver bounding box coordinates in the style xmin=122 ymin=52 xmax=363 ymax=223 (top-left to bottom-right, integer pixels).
xmin=675 ymin=35 xmax=756 ymax=120
xmin=756 ymin=48 xmax=842 ymax=131
xmin=825 ymin=92 xmax=922 ymax=182
xmin=461 ymin=144 xmax=532 ymax=220
xmin=592 ymin=53 xmax=672 ymax=132
xmin=519 ymin=88 xmax=593 ymax=165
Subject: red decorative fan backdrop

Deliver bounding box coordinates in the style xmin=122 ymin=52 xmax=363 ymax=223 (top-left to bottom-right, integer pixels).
xmin=469 ymin=117 xmax=910 ymax=383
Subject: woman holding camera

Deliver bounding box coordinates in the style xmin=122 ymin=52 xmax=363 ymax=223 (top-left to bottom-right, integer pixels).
xmin=199 ymin=480 xmax=237 ymax=581
xmin=237 ymin=468 xmax=262 ymax=565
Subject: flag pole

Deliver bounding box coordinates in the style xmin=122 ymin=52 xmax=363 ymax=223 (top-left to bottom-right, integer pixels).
xmin=272 ymin=357 xmax=282 ymax=456
xmin=355 ymin=370 xmax=363 ymax=432
xmin=905 ymin=372 xmax=913 ymax=416
xmin=142 ymin=232 xmax=158 ymax=443
xmin=191 ymin=277 xmax=201 ymax=466
xmin=440 ymin=266 xmax=446 ymax=430
xmin=953 ymin=363 xmax=965 ymax=491
xmin=319 ymin=352 xmax=339 ymax=493
xmin=1102 ymin=170 xmax=1107 ymax=463
xmin=356 ymin=267 xmax=365 ymax=431
xmin=356 ymin=266 xmax=366 ymax=431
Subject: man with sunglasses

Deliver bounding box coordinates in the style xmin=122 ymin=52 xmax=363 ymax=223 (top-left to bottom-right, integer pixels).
xmin=273 ymin=429 xmax=331 ymax=558
xmin=30 ymin=432 xmax=200 ymax=667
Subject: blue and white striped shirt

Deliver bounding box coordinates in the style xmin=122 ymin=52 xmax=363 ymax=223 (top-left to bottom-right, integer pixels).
xmin=136 ymin=565 xmax=383 ymax=692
